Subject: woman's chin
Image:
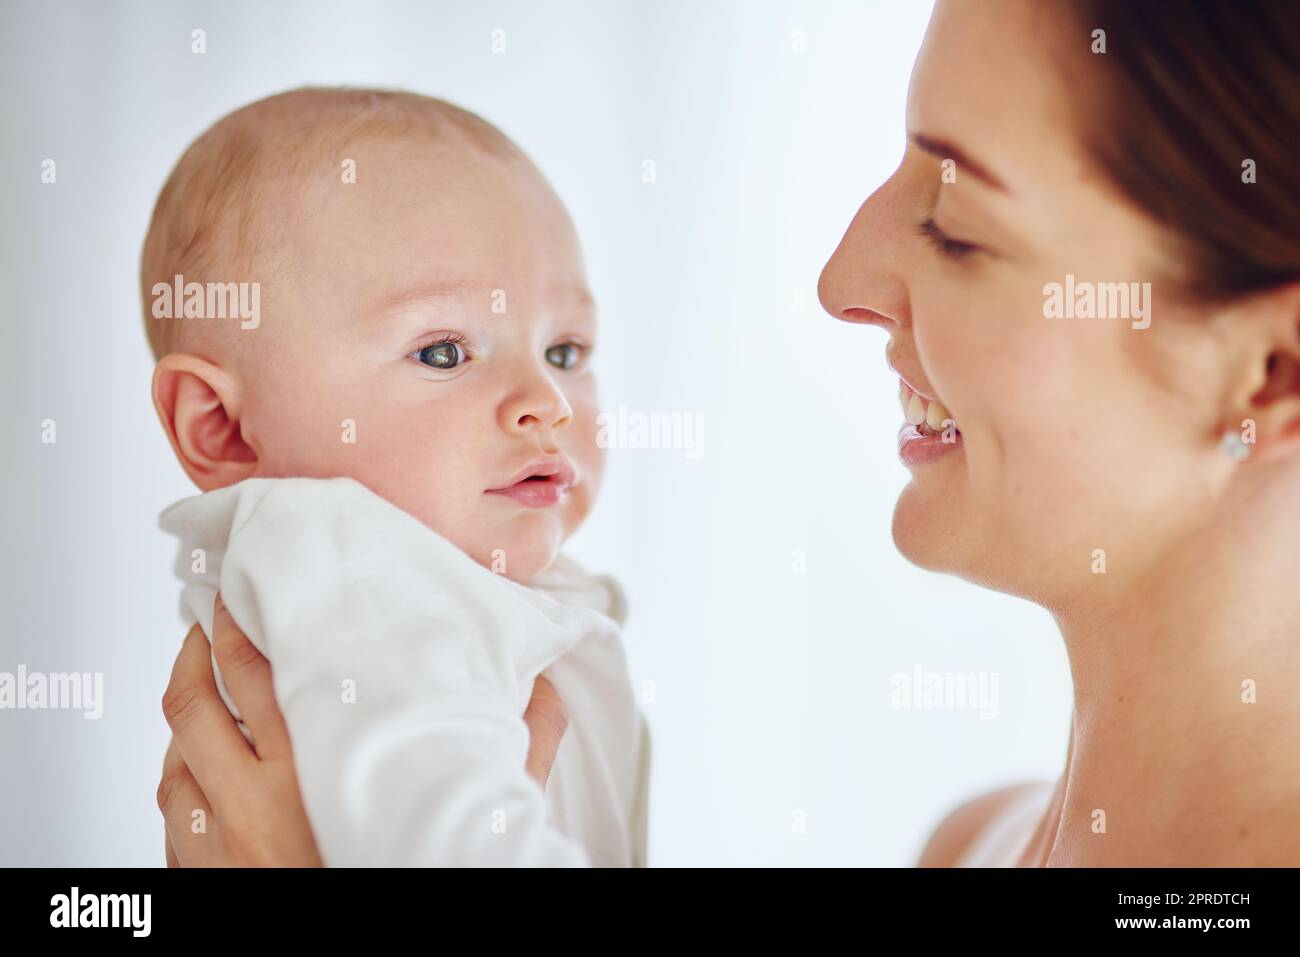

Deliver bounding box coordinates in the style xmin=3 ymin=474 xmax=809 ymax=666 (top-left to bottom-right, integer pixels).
xmin=892 ymin=485 xmax=1053 ymax=603
xmin=890 ymin=481 xmax=964 ymax=574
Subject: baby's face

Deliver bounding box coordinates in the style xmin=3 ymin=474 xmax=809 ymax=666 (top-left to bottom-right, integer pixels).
xmin=237 ymin=138 xmax=603 ymax=583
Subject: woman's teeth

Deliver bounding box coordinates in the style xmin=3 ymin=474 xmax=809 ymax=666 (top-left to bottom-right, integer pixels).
xmin=900 ymin=383 xmax=958 ymax=435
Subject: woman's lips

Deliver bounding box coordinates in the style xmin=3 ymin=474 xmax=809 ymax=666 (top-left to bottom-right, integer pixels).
xmin=898 ymin=422 xmax=963 ymax=466
xmin=896 ymin=377 xmax=961 ymax=467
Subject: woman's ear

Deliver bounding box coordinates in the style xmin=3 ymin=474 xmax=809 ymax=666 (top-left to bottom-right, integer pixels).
xmin=152 ymin=354 xmax=258 ymax=490
xmin=1223 ymin=282 xmax=1300 ymax=463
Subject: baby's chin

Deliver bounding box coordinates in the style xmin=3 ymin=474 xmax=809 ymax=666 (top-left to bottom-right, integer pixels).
xmin=463 ymin=526 xmax=565 ymax=586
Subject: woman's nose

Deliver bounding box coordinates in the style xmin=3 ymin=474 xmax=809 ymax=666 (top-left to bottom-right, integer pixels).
xmin=499 ymin=366 xmax=574 ymax=434
xmin=817 ymin=191 xmax=909 ymax=332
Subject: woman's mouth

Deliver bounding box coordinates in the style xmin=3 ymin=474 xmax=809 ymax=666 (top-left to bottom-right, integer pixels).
xmin=898 ymin=380 xmax=963 ymax=466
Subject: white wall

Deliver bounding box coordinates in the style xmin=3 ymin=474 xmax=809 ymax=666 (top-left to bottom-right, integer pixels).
xmin=0 ymin=0 xmax=1071 ymax=867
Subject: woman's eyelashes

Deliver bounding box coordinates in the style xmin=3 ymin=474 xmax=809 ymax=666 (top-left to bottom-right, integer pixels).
xmin=918 ymin=217 xmax=980 ymax=262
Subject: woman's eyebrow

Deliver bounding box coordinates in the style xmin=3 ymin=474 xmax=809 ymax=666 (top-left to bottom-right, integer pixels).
xmin=909 ymin=132 xmax=1010 ymax=194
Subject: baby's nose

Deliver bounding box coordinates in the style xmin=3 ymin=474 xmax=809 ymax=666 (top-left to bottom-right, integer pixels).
xmin=500 ymin=378 xmax=573 ymax=433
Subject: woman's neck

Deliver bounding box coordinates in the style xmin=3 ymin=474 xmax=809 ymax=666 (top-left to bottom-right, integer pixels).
xmin=1040 ymin=510 xmax=1300 ymax=866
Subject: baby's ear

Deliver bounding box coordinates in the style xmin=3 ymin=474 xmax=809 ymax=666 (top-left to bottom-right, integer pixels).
xmin=152 ymin=354 xmax=258 ymax=490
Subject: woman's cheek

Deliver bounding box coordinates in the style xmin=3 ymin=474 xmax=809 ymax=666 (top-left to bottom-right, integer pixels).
xmin=917 ymin=315 xmax=983 ymax=427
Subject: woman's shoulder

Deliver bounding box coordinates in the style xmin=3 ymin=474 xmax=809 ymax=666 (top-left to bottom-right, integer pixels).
xmin=916 ymin=779 xmax=1055 ymax=867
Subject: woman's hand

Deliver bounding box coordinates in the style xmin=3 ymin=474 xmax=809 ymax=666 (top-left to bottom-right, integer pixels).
xmin=157 ymin=596 xmax=322 ymax=866
xmin=157 ymin=595 xmax=570 ymax=866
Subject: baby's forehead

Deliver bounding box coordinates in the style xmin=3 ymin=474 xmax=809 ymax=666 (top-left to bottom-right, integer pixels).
xmin=258 ymin=148 xmax=590 ymax=320
xmin=143 ymin=89 xmax=590 ymax=359
xmin=214 ymin=92 xmax=543 ymax=266
xmin=253 ymin=121 xmax=514 ymax=230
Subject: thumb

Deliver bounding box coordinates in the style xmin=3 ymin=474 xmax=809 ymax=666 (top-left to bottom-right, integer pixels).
xmin=523 ymin=675 xmax=568 ymax=789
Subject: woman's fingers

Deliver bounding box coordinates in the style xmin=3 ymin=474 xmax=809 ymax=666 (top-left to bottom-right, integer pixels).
xmin=162 ymin=622 xmax=256 ymax=810
xmin=210 ymin=594 xmax=292 ymax=762
xmin=522 ymin=675 xmax=568 ymax=789
xmin=157 ymin=735 xmax=212 ymax=866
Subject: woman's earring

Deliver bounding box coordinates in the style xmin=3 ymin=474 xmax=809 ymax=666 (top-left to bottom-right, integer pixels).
xmin=1220 ymin=428 xmax=1252 ymax=462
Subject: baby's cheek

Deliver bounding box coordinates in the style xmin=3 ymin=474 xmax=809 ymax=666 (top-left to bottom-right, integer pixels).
xmin=254 ymin=385 xmax=375 ymax=477
xmin=562 ymin=481 xmax=594 ymax=541
xmin=582 ymin=433 xmax=606 ymax=492
xmin=249 ymin=412 xmax=337 ymax=478
xmin=571 ymin=395 xmax=605 ymax=477
xmin=571 ymin=439 xmax=604 ymax=531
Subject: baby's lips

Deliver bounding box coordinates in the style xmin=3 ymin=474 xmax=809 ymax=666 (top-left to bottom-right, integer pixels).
xmin=489 ymin=455 xmax=576 ymax=492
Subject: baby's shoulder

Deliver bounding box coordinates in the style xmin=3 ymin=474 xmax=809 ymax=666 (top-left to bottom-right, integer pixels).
xmin=916 ymin=780 xmax=1052 ymax=867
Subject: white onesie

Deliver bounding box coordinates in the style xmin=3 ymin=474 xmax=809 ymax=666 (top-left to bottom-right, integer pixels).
xmin=158 ymin=477 xmax=649 ymax=867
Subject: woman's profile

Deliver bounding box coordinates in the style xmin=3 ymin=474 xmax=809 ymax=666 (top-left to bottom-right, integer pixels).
xmin=820 ymin=0 xmax=1300 ymax=865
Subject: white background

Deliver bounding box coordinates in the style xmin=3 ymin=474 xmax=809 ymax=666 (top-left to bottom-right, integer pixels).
xmin=0 ymin=0 xmax=1070 ymax=866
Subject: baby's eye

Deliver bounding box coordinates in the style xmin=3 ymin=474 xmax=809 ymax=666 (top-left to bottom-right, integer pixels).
xmin=413 ymin=340 xmax=467 ymax=370
xmin=545 ymin=342 xmax=585 ymax=370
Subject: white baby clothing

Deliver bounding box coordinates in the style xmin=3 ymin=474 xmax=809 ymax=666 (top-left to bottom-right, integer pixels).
xmin=159 ymin=476 xmax=649 ymax=867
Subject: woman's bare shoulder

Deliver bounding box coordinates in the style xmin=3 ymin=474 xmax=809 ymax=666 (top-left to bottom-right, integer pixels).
xmin=916 ymin=780 xmax=1052 ymax=868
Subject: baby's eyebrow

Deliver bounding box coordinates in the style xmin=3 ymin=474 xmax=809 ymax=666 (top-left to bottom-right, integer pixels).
xmin=557 ymin=284 xmax=596 ymax=309
xmin=373 ymin=279 xmax=476 ymax=317
xmin=371 ymin=279 xmax=597 ymax=328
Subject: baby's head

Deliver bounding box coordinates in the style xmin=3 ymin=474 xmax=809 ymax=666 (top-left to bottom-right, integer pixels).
xmin=142 ymin=88 xmax=603 ymax=583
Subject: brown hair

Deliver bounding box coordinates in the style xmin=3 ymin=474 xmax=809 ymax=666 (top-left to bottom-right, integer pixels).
xmin=1069 ymin=0 xmax=1300 ymax=301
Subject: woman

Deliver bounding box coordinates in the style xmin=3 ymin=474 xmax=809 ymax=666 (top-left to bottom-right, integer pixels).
xmin=158 ymin=0 xmax=1300 ymax=866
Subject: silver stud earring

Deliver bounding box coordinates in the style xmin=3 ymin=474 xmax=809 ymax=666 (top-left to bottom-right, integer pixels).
xmin=1220 ymin=428 xmax=1252 ymax=462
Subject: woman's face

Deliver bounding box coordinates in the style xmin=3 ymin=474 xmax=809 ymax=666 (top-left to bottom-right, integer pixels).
xmin=818 ymin=0 xmax=1235 ymax=608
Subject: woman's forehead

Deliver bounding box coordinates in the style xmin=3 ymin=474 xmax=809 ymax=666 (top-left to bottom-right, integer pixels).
xmin=907 ymin=0 xmax=1083 ymax=193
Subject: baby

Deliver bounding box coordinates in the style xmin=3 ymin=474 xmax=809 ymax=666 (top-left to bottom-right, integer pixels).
xmin=142 ymin=88 xmax=648 ymax=866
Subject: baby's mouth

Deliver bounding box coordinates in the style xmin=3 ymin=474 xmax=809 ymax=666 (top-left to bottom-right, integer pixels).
xmin=486 ymin=457 xmax=577 ymax=508
xmin=900 ymin=380 xmax=960 ymax=437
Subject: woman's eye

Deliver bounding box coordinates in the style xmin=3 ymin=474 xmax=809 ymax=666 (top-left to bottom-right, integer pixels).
xmin=918 ymin=217 xmax=979 ymax=261
xmin=545 ymin=343 xmax=584 ymax=370
xmin=414 ymin=340 xmax=466 ymax=370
